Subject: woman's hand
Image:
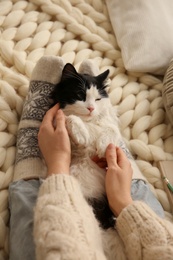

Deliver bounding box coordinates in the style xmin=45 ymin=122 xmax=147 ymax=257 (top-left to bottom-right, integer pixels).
xmin=38 ymin=104 xmax=71 ymax=176
xmin=105 ymin=144 xmax=133 ymax=216
xmin=92 ymin=144 xmax=133 ymax=216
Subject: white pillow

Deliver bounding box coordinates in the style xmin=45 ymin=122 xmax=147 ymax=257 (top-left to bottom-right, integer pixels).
xmin=106 ymin=0 xmax=173 ymax=75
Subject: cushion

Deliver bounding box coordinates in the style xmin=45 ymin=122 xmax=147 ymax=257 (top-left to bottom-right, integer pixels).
xmin=163 ymin=59 xmax=173 ymax=125
xmin=106 ymin=0 xmax=173 ymax=75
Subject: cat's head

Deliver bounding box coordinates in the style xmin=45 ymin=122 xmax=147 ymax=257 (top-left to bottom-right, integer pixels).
xmin=52 ymin=63 xmax=110 ymax=121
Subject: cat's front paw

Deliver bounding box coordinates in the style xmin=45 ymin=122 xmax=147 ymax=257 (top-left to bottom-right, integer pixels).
xmin=96 ymin=130 xmax=119 ymax=158
xmin=66 ymin=115 xmax=89 ymax=146
xmin=96 ymin=139 xmax=108 ymax=158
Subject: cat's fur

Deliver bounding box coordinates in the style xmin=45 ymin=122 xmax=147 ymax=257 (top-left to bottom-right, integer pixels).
xmin=52 ymin=63 xmax=145 ymax=228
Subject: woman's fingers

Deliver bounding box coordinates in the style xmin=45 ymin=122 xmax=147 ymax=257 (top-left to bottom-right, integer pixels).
xmin=105 ymin=144 xmax=118 ymax=168
xmin=106 ymin=144 xmax=131 ymax=172
xmin=55 ymin=109 xmax=66 ymax=132
xmin=42 ymin=104 xmax=59 ymax=128
xmin=116 ymin=147 xmax=132 ymax=171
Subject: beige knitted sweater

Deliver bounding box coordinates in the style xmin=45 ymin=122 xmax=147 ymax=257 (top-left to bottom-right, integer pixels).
xmin=34 ymin=174 xmax=173 ymax=260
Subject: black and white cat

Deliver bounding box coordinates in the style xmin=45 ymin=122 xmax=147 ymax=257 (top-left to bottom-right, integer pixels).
xmin=52 ymin=63 xmax=145 ymax=229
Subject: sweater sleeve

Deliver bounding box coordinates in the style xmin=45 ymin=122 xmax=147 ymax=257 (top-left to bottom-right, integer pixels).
xmin=116 ymin=201 xmax=173 ymax=260
xmin=34 ymin=174 xmax=106 ymax=260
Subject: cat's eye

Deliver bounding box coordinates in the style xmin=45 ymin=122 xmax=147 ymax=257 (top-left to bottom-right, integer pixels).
xmin=95 ymin=98 xmax=101 ymax=101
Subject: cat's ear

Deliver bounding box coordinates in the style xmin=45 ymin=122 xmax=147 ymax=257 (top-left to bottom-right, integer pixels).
xmin=61 ymin=63 xmax=78 ymax=81
xmin=96 ymin=69 xmax=110 ymax=89
xmin=96 ymin=69 xmax=109 ymax=83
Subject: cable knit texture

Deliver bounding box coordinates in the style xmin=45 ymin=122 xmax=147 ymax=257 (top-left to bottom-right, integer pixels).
xmin=34 ymin=174 xmax=106 ymax=260
xmin=0 ymin=0 xmax=173 ymax=258
xmin=34 ymin=174 xmax=173 ymax=260
xmin=117 ymin=201 xmax=173 ymax=259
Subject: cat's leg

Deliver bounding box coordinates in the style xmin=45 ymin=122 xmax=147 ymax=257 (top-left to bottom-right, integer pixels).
xmin=96 ymin=127 xmax=120 ymax=158
xmin=66 ymin=115 xmax=90 ymax=146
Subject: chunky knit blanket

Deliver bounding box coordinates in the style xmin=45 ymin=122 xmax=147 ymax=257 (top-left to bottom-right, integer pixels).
xmin=0 ymin=0 xmax=173 ymax=259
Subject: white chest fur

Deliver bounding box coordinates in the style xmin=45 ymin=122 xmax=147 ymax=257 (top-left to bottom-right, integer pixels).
xmin=65 ymin=104 xmax=145 ymax=200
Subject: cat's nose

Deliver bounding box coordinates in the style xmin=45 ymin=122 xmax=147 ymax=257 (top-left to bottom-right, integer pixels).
xmin=87 ymin=106 xmax=94 ymax=112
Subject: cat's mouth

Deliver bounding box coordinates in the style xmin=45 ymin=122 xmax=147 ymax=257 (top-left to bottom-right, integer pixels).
xmin=79 ymin=115 xmax=92 ymax=119
xmin=81 ymin=113 xmax=96 ymax=121
xmin=73 ymin=111 xmax=94 ymax=117
xmin=64 ymin=110 xmax=95 ymax=120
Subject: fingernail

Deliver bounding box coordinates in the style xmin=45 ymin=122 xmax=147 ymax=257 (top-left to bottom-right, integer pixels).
xmin=107 ymin=143 xmax=115 ymax=149
xmin=57 ymin=109 xmax=63 ymax=115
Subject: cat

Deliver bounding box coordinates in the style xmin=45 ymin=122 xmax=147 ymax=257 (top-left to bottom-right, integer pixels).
xmin=52 ymin=63 xmax=145 ymax=230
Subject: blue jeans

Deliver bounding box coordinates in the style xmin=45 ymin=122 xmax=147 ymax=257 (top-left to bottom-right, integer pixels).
xmin=9 ymin=180 xmax=40 ymax=260
xmin=8 ymin=179 xmax=164 ymax=260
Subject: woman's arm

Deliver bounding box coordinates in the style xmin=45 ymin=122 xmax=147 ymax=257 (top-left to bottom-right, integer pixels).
xmin=38 ymin=104 xmax=71 ymax=175
xmin=104 ymin=144 xmax=173 ymax=260
xmin=116 ymin=201 xmax=173 ymax=260
xmin=34 ymin=174 xmax=106 ymax=260
xmin=34 ymin=105 xmax=106 ymax=260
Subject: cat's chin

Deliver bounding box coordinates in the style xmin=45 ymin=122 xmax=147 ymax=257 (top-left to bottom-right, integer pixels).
xmin=64 ymin=110 xmax=98 ymax=121
xmin=80 ymin=114 xmax=97 ymax=122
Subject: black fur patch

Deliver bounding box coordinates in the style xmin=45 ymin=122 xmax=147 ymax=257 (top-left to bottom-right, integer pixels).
xmin=52 ymin=63 xmax=109 ymax=107
xmin=88 ymin=196 xmax=115 ymax=229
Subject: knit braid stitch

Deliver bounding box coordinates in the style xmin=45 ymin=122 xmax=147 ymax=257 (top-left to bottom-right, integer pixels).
xmin=0 ymin=0 xmax=173 ymax=259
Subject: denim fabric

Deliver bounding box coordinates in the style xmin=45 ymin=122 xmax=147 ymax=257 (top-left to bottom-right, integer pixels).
xmin=9 ymin=180 xmax=41 ymax=260
xmin=131 ymin=179 xmax=165 ymax=218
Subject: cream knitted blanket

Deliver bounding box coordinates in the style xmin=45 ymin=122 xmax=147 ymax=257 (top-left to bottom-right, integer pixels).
xmin=0 ymin=0 xmax=173 ymax=259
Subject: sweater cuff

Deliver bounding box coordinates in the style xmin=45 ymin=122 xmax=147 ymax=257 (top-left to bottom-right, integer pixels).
xmin=38 ymin=174 xmax=82 ymax=197
xmin=116 ymin=201 xmax=159 ymax=237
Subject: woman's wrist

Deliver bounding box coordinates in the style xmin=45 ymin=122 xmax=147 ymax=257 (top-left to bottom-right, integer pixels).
xmin=46 ymin=153 xmax=71 ymax=176
xmin=111 ymin=197 xmax=133 ymax=216
xmin=47 ymin=163 xmax=70 ymax=176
